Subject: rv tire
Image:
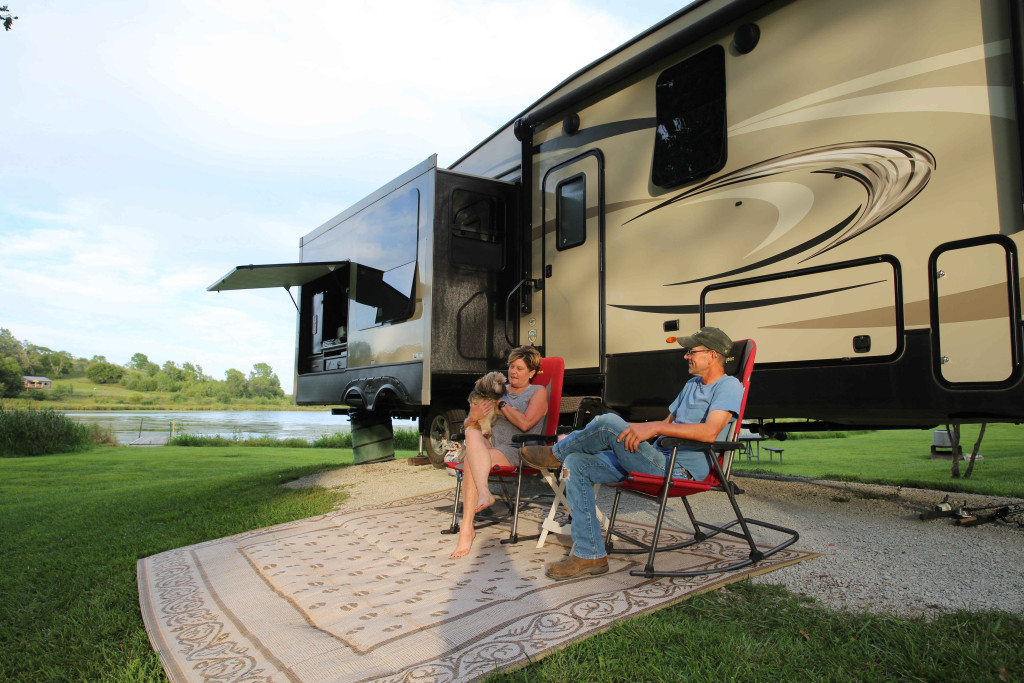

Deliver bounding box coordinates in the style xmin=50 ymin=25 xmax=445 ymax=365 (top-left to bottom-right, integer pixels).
xmin=423 ymin=406 xmax=467 ymax=469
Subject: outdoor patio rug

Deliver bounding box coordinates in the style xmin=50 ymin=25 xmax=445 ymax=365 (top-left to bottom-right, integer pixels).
xmin=138 ymin=490 xmax=817 ymax=683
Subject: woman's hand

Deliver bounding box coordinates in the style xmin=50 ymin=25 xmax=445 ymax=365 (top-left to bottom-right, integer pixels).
xmin=465 ymin=400 xmax=494 ymax=428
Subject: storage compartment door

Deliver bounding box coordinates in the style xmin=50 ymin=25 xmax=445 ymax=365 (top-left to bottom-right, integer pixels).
xmin=932 ymin=240 xmax=1019 ymax=385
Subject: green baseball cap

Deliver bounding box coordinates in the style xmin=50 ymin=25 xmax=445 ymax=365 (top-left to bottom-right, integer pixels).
xmin=670 ymin=326 xmax=733 ymax=355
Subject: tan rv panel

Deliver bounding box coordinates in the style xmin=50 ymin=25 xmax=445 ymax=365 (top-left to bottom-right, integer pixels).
xmin=518 ymin=0 xmax=1021 ymax=374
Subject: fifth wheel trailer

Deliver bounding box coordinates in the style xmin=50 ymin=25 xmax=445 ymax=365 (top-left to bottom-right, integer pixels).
xmin=210 ymin=0 xmax=1024 ymax=463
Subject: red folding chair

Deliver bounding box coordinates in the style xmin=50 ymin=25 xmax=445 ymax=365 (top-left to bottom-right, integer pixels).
xmin=442 ymin=356 xmax=565 ymax=544
xmin=603 ymin=340 xmax=799 ymax=578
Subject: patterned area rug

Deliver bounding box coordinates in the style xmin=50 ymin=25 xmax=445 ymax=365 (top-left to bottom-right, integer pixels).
xmin=138 ymin=490 xmax=816 ymax=682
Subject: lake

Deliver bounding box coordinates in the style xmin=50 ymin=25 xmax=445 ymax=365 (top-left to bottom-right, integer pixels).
xmin=66 ymin=411 xmax=420 ymax=445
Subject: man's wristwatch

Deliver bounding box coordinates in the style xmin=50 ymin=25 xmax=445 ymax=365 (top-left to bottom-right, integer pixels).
xmin=497 ymin=400 xmax=507 ymax=410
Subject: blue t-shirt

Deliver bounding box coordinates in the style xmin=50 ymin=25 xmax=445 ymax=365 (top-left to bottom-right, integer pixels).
xmin=657 ymin=374 xmax=744 ymax=480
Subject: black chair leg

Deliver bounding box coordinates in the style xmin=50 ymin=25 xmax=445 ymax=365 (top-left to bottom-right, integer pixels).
xmin=441 ymin=472 xmax=463 ymax=535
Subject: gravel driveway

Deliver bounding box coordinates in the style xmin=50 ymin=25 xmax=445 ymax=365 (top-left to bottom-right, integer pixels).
xmin=288 ymin=460 xmax=1024 ymax=618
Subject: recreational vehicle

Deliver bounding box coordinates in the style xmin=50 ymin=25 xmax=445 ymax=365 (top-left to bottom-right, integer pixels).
xmin=210 ymin=0 xmax=1024 ymax=463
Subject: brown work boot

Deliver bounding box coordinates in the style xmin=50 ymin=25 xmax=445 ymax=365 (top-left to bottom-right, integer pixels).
xmin=520 ymin=445 xmax=561 ymax=468
xmin=545 ymin=554 xmax=609 ymax=580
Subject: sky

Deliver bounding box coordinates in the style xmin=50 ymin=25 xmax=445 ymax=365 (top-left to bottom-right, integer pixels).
xmin=1 ymin=0 xmax=690 ymax=393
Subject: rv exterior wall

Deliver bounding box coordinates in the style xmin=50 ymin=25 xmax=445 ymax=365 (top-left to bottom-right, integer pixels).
xmin=451 ymin=0 xmax=1024 ymax=422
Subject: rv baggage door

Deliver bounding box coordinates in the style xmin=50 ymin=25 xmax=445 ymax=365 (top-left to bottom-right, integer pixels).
xmin=541 ymin=152 xmax=604 ymax=371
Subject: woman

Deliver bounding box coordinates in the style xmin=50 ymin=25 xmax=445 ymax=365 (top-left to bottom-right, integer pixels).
xmin=450 ymin=345 xmax=548 ymax=558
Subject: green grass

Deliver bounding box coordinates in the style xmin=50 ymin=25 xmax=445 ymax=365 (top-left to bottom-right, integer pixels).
xmin=732 ymin=423 xmax=1024 ymax=498
xmin=4 ymin=438 xmax=1023 ymax=682
xmin=0 ymin=446 xmax=362 ymax=682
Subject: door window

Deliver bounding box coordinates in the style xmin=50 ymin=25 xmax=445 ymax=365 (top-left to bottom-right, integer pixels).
xmin=556 ymin=174 xmax=586 ymax=250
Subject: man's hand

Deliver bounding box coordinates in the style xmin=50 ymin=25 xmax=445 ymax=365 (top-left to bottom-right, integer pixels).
xmin=617 ymin=421 xmax=661 ymax=452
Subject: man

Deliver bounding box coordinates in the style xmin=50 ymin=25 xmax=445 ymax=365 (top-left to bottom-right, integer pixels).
xmin=521 ymin=327 xmax=743 ymax=580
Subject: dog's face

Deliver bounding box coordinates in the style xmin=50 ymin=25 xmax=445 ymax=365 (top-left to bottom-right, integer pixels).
xmin=470 ymin=371 xmax=507 ymax=401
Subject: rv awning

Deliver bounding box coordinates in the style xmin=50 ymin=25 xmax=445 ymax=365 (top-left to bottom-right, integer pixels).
xmin=207 ymin=261 xmax=349 ymax=292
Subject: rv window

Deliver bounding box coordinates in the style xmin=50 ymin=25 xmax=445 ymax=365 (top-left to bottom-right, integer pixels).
xmin=350 ymin=261 xmax=417 ymax=330
xmin=652 ymin=45 xmax=727 ymax=188
xmin=556 ymin=174 xmax=586 ymax=250
xmin=450 ymin=188 xmax=505 ymax=270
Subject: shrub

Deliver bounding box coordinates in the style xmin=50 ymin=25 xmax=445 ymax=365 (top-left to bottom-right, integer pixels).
xmin=394 ymin=428 xmax=420 ymax=450
xmin=312 ymin=432 xmax=352 ymax=449
xmin=0 ymin=407 xmax=95 ymax=456
xmin=84 ymin=423 xmax=119 ymax=446
xmin=85 ymin=362 xmax=124 ymax=384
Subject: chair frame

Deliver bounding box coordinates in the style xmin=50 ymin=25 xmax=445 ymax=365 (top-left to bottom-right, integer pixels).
xmin=602 ymin=340 xmax=799 ymax=578
xmin=441 ymin=356 xmax=565 ymax=545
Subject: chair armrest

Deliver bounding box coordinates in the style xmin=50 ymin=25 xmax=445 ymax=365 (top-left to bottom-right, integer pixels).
xmin=659 ymin=437 xmax=741 ymax=452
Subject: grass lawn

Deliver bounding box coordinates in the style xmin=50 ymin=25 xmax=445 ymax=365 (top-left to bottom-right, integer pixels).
xmin=2 ymin=439 xmax=1023 ymax=681
xmin=0 ymin=446 xmax=354 ymax=682
xmin=732 ymin=423 xmax=1024 ymax=498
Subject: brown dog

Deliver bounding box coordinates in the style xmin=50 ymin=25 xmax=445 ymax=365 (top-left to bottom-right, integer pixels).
xmin=468 ymin=371 xmax=507 ymax=439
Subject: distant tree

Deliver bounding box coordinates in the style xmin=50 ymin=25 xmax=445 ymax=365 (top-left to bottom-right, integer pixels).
xmin=45 ymin=350 xmax=75 ymax=377
xmin=85 ymin=362 xmax=124 ymax=384
xmin=161 ymin=361 xmax=186 ymax=383
xmin=223 ymin=368 xmax=248 ymax=398
xmin=26 ymin=345 xmax=73 ymax=378
xmin=1 ymin=5 xmax=16 ymax=32
xmin=248 ymin=363 xmax=284 ymax=398
xmin=181 ymin=361 xmax=207 ymax=383
xmin=0 ymin=328 xmax=29 ymax=371
xmin=129 ymin=353 xmax=161 ymax=376
xmin=90 ymin=355 xmax=108 ymax=364
xmin=0 ymin=357 xmax=23 ymax=397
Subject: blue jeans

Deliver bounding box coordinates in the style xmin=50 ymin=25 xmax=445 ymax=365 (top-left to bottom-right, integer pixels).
xmin=551 ymin=413 xmax=692 ymax=560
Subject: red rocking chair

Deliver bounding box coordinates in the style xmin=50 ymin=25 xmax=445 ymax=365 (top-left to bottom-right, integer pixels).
xmin=603 ymin=339 xmax=799 ymax=578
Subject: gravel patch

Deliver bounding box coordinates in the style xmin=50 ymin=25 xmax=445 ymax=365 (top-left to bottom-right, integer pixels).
xmin=285 ymin=460 xmax=1024 ymax=618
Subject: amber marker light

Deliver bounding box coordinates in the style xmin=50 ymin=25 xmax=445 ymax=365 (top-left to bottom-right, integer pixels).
xmin=666 ymin=337 xmax=677 ymax=344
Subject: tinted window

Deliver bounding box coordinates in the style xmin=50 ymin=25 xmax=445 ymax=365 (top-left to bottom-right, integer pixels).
xmin=346 ymin=189 xmax=419 ymax=329
xmin=349 ymin=261 xmax=417 ymax=330
xmin=556 ymin=174 xmax=586 ymax=250
xmin=652 ymin=45 xmax=727 ymax=188
xmin=450 ymin=188 xmax=505 ymax=270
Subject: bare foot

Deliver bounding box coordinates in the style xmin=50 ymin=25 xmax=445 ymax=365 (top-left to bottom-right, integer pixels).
xmin=473 ymin=492 xmax=495 ymax=514
xmin=450 ymin=529 xmax=476 ymax=558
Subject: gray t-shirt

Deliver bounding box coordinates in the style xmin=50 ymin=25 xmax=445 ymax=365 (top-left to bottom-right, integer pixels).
xmin=489 ymin=383 xmax=547 ymax=465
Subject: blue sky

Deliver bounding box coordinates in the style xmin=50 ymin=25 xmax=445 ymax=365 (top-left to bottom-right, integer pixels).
xmin=1 ymin=0 xmax=689 ymax=392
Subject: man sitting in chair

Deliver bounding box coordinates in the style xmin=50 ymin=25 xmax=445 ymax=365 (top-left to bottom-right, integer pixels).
xmin=521 ymin=327 xmax=743 ymax=580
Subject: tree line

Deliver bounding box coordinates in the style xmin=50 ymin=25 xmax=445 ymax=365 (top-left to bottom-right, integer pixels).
xmin=0 ymin=328 xmax=284 ymax=400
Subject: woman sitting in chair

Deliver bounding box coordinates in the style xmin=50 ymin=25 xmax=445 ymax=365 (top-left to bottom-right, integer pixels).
xmin=450 ymin=345 xmax=548 ymax=559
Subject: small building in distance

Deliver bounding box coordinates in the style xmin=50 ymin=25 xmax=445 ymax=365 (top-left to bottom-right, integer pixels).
xmin=22 ymin=376 xmax=52 ymax=390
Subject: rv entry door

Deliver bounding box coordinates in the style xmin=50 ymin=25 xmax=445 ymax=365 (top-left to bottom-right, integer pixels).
xmin=541 ymin=151 xmax=604 ymax=372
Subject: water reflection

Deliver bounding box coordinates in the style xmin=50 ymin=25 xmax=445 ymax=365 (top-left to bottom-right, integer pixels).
xmin=67 ymin=411 xmax=419 ymax=445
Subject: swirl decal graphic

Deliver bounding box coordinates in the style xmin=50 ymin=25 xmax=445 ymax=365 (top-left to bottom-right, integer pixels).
xmin=625 ymin=141 xmax=935 ymax=287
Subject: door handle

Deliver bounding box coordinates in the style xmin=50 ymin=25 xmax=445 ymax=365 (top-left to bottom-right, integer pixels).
xmin=504 ymin=277 xmax=544 ymax=347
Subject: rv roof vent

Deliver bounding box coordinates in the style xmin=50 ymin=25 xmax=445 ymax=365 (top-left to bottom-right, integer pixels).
xmin=732 ymin=23 xmax=760 ymax=55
